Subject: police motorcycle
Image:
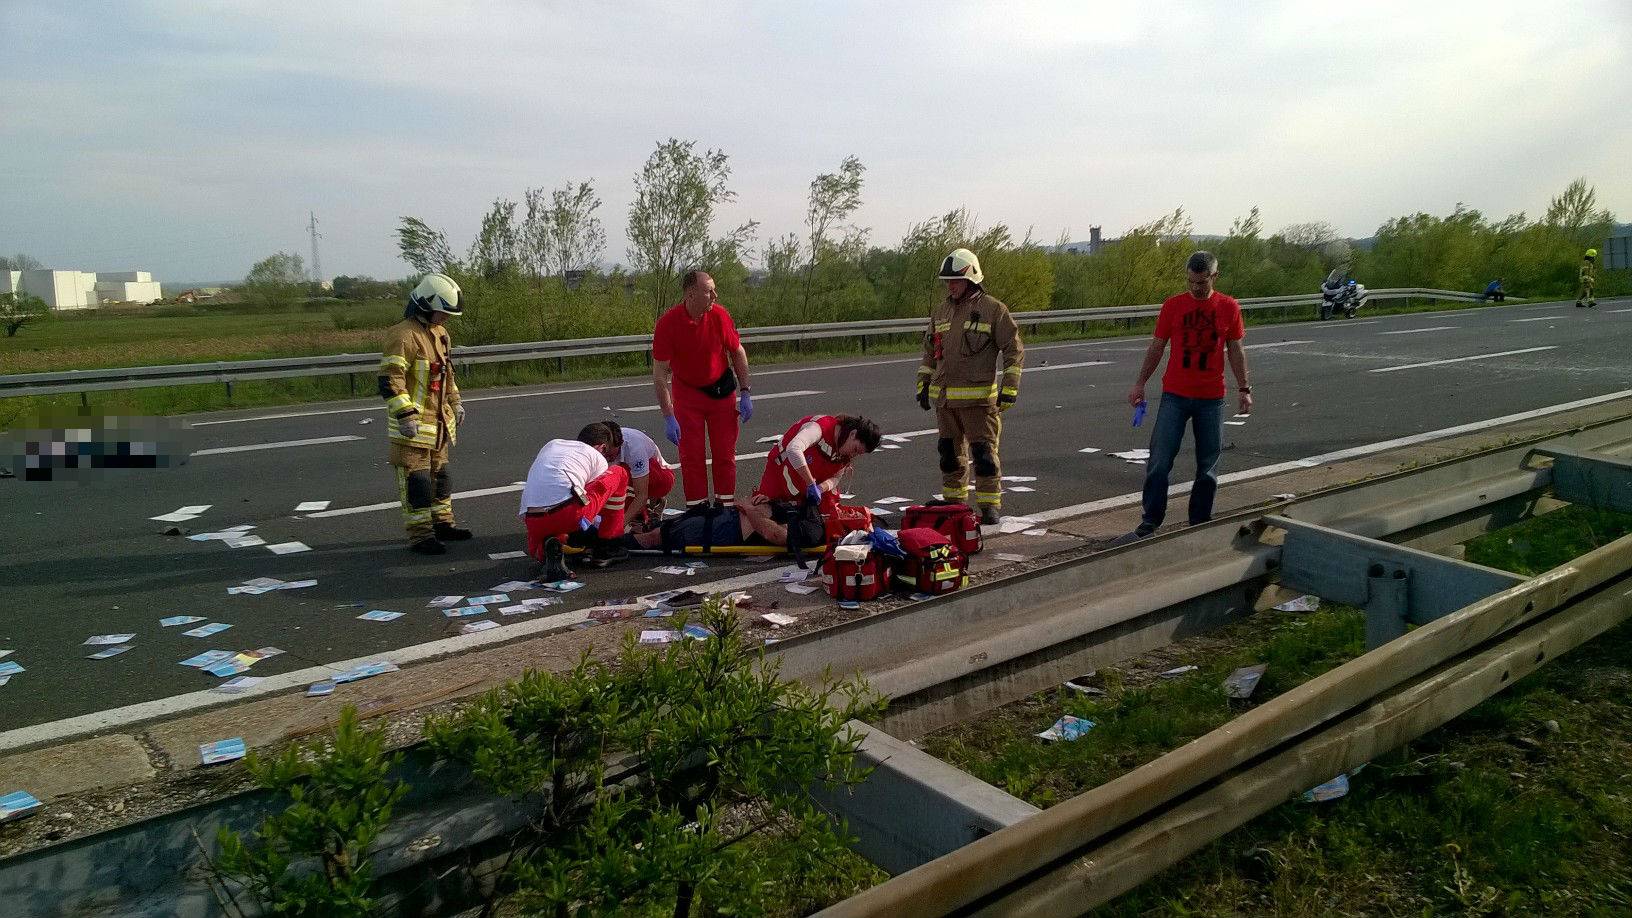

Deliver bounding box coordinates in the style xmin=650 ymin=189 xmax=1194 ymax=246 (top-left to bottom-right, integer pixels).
xmin=1319 ymin=270 xmax=1367 ymax=320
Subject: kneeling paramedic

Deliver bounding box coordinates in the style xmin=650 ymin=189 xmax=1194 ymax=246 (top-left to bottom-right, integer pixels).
xmin=917 ymin=248 xmax=1024 ymax=525
xmin=380 ymin=272 xmax=469 ymax=555
xmin=520 ymin=421 xmax=631 ymax=581
xmin=752 ymin=414 xmax=883 ymax=506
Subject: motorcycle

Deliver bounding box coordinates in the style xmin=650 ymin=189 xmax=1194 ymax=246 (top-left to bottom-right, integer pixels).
xmin=1319 ymin=277 xmax=1366 ymax=320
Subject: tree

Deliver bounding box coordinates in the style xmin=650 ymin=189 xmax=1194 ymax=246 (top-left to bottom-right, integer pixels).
xmin=627 ymin=138 xmax=751 ymax=316
xmin=0 ymin=291 xmax=48 ymax=337
xmin=1276 ymin=221 xmax=1339 ymax=249
xmin=542 ymin=180 xmax=608 ymax=287
xmin=242 ymin=252 xmax=306 ymax=310
xmin=799 ymin=155 xmax=868 ymax=323
xmin=396 ymin=217 xmax=458 ymax=275
xmin=0 ymin=253 xmax=43 ymax=271
xmin=1543 ymin=178 xmax=1614 ymax=248
xmin=469 ymin=198 xmax=522 ymax=280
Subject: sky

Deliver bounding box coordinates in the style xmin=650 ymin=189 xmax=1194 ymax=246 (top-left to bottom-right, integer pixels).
xmin=3 ymin=0 xmax=1628 ymax=283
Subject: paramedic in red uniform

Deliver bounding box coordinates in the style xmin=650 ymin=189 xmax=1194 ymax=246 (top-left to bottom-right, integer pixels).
xmin=651 ymin=270 xmax=754 ymax=512
xmin=753 ymin=415 xmax=883 ymax=505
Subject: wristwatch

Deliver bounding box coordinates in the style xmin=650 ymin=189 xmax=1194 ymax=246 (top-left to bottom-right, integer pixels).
xmin=1238 ymin=386 xmax=1252 ymax=394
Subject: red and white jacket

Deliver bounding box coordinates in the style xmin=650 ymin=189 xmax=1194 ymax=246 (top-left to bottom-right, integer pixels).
xmin=755 ymin=415 xmax=848 ymax=502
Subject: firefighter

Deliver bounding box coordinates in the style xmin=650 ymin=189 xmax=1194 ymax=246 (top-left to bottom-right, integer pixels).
xmin=916 ymin=248 xmax=1024 ymax=525
xmin=379 ymin=272 xmax=469 ymax=555
xmin=1577 ymin=248 xmax=1597 ymax=308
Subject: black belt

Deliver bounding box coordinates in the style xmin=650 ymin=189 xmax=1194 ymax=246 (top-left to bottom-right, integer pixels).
xmin=525 ymin=499 xmax=574 ymax=516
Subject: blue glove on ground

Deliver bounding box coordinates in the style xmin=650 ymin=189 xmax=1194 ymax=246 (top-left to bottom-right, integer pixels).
xmin=738 ymin=390 xmax=754 ymax=423
xmin=664 ymin=414 xmax=681 ymax=445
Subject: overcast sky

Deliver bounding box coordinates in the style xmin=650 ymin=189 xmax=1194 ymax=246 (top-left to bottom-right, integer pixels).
xmin=4 ymin=0 xmax=1628 ymax=282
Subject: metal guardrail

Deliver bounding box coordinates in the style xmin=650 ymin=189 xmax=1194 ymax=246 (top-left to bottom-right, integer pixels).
xmin=0 ymin=288 xmax=1498 ymax=398
xmin=0 ymin=407 xmax=1619 ymax=918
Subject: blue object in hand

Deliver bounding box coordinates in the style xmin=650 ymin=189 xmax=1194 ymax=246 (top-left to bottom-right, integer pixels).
xmin=805 ymin=482 xmax=823 ymax=506
xmin=1132 ymin=400 xmax=1147 ymax=427
xmin=738 ymin=390 xmax=754 ymax=423
xmin=579 ymin=515 xmax=601 ymax=532
xmin=664 ymin=414 xmax=681 ymax=445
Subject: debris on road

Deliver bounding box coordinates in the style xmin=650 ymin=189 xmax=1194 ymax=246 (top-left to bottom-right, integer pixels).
xmin=181 ymin=623 xmax=232 ymax=638
xmin=199 ymin=738 xmax=246 ymax=766
xmin=1037 ymin=715 xmax=1095 ymax=741
xmin=1302 ymin=773 xmax=1350 ymax=803
xmin=487 ymin=551 xmax=528 ymax=561
xmin=1223 ymin=664 xmax=1268 ymax=699
xmin=293 ymin=500 xmax=331 ymax=512
xmin=761 ymin=612 xmax=797 ymax=627
xmin=86 ymin=646 xmax=132 ymax=660
xmin=459 ymin=620 xmax=499 ymax=635
xmin=306 ymin=681 xmax=335 ymax=697
xmin=1274 ymin=595 xmax=1321 ymax=613
xmin=83 ymin=634 xmax=135 ymax=646
xmin=0 ymin=791 xmax=42 ymax=822
xmin=265 ymin=541 xmax=311 ymax=555
xmin=358 ymin=610 xmax=403 ymax=622
xmin=1159 ymin=665 xmax=1199 ymax=678
xmin=150 ymin=505 xmax=210 ymax=523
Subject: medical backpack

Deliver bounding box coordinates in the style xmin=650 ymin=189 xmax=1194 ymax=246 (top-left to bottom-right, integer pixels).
xmin=901 ymin=501 xmax=983 ymax=555
xmin=820 ymin=544 xmax=891 ymax=601
xmin=894 ymin=527 xmax=970 ymax=595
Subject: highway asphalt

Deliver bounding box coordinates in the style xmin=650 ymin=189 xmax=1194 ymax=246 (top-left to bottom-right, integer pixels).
xmin=2 ymin=296 xmax=1630 ymax=729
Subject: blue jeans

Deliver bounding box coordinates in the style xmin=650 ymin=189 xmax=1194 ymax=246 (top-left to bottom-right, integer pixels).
xmin=1141 ymin=392 xmax=1224 ymax=529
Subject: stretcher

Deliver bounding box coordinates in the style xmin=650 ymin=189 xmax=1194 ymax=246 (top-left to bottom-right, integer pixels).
xmin=626 ymin=543 xmax=827 ymax=556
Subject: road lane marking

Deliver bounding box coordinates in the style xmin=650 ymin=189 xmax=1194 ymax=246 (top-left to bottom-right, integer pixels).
xmin=1377 ymin=326 xmax=1458 ymax=335
xmin=1304 ymin=320 xmax=1380 ymax=328
xmin=190 ymin=435 xmax=364 ymax=457
xmin=1509 ymin=316 xmax=1561 ymax=323
xmin=617 ymin=390 xmax=823 ymax=412
xmin=1243 ymin=340 xmax=1313 ymax=350
xmin=1027 ymin=360 xmax=1113 ymax=372
xmin=1369 ymin=346 xmax=1556 ymax=373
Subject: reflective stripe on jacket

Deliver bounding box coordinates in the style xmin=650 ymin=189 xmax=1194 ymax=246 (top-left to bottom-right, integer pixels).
xmin=917 ymin=290 xmax=1024 ymax=407
xmin=380 ymin=317 xmax=460 ymax=449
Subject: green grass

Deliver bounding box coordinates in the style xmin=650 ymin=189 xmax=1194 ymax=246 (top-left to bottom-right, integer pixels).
xmin=0 ymin=294 xmax=1512 ymax=427
xmin=919 ymin=503 xmax=1632 ymax=915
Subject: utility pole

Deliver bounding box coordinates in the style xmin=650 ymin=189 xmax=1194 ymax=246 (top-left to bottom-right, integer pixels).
xmin=307 ymin=211 xmax=324 ymax=288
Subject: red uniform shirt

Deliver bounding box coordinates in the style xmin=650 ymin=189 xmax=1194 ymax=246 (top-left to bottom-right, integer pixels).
xmin=757 ymin=415 xmax=847 ymax=501
xmin=651 ymin=302 xmax=741 ymax=388
xmin=1155 ymin=291 xmax=1244 ymax=400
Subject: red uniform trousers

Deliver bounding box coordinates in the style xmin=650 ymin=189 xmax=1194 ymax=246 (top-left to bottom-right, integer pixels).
xmin=672 ymin=383 xmax=739 ymax=505
xmin=524 ymin=465 xmax=630 ymax=561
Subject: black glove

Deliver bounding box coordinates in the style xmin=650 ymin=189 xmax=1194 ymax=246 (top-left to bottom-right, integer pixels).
xmin=997 ymin=391 xmax=1017 ymax=413
xmin=916 ymin=380 xmax=931 ymax=411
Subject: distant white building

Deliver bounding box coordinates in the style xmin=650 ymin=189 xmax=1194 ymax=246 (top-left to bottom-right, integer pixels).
xmin=0 ymin=268 xmax=163 ymax=309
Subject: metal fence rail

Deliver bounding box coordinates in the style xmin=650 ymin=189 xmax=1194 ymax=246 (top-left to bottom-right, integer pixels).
xmin=0 ymin=288 xmax=1495 ymax=398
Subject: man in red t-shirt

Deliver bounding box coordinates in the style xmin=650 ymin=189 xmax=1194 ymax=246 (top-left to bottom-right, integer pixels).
xmin=650 ymin=271 xmax=754 ymax=511
xmin=1121 ymin=251 xmax=1254 ymax=540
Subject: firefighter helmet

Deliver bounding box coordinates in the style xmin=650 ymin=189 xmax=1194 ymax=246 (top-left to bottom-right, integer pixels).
xmin=937 ymin=248 xmax=984 ymax=285
xmin=409 ymin=272 xmax=463 ymax=315
xmin=1584 ymin=248 xmax=1598 ymax=261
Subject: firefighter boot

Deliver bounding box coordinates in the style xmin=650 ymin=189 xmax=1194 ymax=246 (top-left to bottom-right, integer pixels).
xmin=409 ymin=537 xmax=448 ymax=556
xmin=434 ymin=522 xmax=473 ymax=541
xmin=979 ymin=505 xmax=1001 ymax=526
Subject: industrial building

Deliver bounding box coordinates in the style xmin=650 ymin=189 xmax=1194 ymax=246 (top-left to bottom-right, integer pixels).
xmin=0 ymin=269 xmax=163 ymax=309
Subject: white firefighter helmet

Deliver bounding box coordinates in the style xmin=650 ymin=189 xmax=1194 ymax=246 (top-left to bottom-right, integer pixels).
xmin=937 ymin=248 xmax=984 ymax=285
xmin=409 ymin=272 xmax=463 ymax=315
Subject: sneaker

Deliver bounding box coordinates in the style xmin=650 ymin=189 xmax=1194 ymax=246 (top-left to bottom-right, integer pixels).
xmin=408 ymin=537 xmax=447 ymax=556
xmin=433 ymin=522 xmax=473 ymax=542
xmin=587 ymin=539 xmax=630 ymax=568
xmin=979 ymin=505 xmax=1001 ymax=526
xmin=1110 ymin=523 xmax=1157 ymax=546
xmin=537 ymin=537 xmax=574 ymax=581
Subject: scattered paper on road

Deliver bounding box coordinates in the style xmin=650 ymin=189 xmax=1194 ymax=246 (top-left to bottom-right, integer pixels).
xmin=682 ymin=624 xmax=715 ymax=640
xmin=1023 ymin=528 xmax=1047 ymax=536
xmin=874 ymin=497 xmax=911 ymax=505
xmin=179 ymin=650 xmax=234 ymax=669
xmin=1233 ymin=413 xmax=1251 ymax=419
xmin=86 ymin=645 xmax=133 ymax=660
xmin=869 ymin=507 xmax=896 ymax=516
xmin=756 ymin=435 xmax=782 ymax=443
xmin=358 ymin=610 xmax=404 ymax=622
xmin=199 ymin=738 xmax=246 ymax=766
xmin=243 ymin=577 xmax=284 ymax=589
xmin=443 ymin=605 xmax=487 ymax=618
xmin=639 ymin=630 xmax=678 ymax=644
xmin=784 ymin=583 xmax=820 ymax=595
xmin=778 ymin=568 xmax=813 ymax=583
xmin=489 ymin=580 xmax=535 ymax=593
xmin=294 ymin=500 xmax=331 ymax=512
xmin=998 ymin=516 xmax=1041 ymax=534
xmin=224 ymin=535 xmax=267 ymax=548
xmin=1274 ymin=595 xmax=1321 ymax=613
xmin=761 ymin=612 xmax=797 ymax=627
xmin=306 ymin=681 xmax=335 ymax=697
xmin=152 ymin=505 xmax=211 ymax=522
xmin=183 ymin=623 xmax=233 ymax=638
xmin=426 ymin=596 xmax=464 ymax=608
xmin=1224 ymin=664 xmax=1268 ymax=699
xmin=277 ymin=580 xmax=317 ymax=590
xmin=1272 ymin=493 xmax=1297 ymax=501
xmin=460 ymin=620 xmax=499 ymax=634
xmin=467 ymin=593 xmax=509 ymax=606
xmin=1007 ymin=485 xmax=1035 ymax=492
xmin=1302 ymin=773 xmax=1350 ymax=803
xmin=84 ymin=634 xmax=136 ymax=646
xmin=1078 ymin=447 xmax=1100 ymax=454
xmin=214 ymin=676 xmax=266 ymax=693
xmin=1159 ymin=665 xmax=1199 ymax=678
xmin=0 ymin=791 xmax=42 ymax=822
xmin=653 ymin=565 xmax=694 ymax=576
xmin=537 ymin=580 xmax=584 ymax=593
xmin=205 ymin=660 xmax=250 ymax=677
xmin=1001 ymin=476 xmax=1037 ymax=483
xmin=0 ymin=661 xmax=24 ymax=677
xmin=995 ymin=553 xmax=1027 ymax=562
xmin=520 ymin=597 xmax=563 ymax=610
xmin=332 ymin=661 xmax=399 ymax=684
xmin=1064 ymin=680 xmax=1105 ymax=696
xmin=1225 ymin=420 xmax=1246 ymax=426
xmin=1037 ymin=715 xmax=1095 ymax=742
xmin=1110 ymin=449 xmax=1150 ymax=461
xmin=266 ymin=541 xmax=311 ymax=555
xmin=488 ymin=550 xmax=529 ymax=560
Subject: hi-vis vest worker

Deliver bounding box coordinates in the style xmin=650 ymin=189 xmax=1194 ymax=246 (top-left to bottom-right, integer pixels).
xmin=379 ymin=273 xmax=470 ymax=555
xmin=916 ymin=248 xmax=1024 ymax=525
xmin=1577 ymin=248 xmax=1597 ymax=309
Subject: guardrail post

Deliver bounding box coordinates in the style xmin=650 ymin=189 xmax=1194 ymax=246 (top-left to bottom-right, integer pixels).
xmin=861 ymin=334 xmax=869 ymax=354
xmin=556 ymin=356 xmax=565 ymax=375
xmin=348 ymin=373 xmax=356 ymax=396
xmin=1365 ymin=563 xmax=1410 ymax=648
xmin=80 ymin=392 xmax=88 ymax=407
xmin=225 ymin=381 xmax=233 ymax=402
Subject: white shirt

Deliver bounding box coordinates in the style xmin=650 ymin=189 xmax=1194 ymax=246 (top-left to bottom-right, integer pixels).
xmin=519 ymin=439 xmax=607 ymax=516
xmin=619 ymin=427 xmax=669 ymax=479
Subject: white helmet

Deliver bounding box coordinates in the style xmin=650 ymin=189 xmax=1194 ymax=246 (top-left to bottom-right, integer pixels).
xmin=409 ymin=272 xmax=462 ymax=315
xmin=937 ymin=248 xmax=983 ymax=285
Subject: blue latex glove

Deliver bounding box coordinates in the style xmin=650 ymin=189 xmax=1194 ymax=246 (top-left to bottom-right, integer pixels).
xmin=1132 ymin=400 xmax=1147 ymax=427
xmin=738 ymin=390 xmax=754 ymax=423
xmin=868 ymin=525 xmax=907 ymax=559
xmin=804 ymin=482 xmax=823 ymax=506
xmin=663 ymin=414 xmax=681 ymax=445
xmin=578 ymin=514 xmax=601 ymax=532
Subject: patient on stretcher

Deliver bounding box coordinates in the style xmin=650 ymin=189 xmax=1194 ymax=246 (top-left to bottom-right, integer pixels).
xmin=622 ymin=498 xmax=824 ymax=552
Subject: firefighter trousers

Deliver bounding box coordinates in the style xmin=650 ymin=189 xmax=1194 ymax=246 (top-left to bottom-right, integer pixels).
xmin=1577 ymin=277 xmax=1596 ymax=305
xmin=390 ymin=441 xmax=454 ymax=543
xmin=935 ymin=404 xmax=1003 ymax=508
